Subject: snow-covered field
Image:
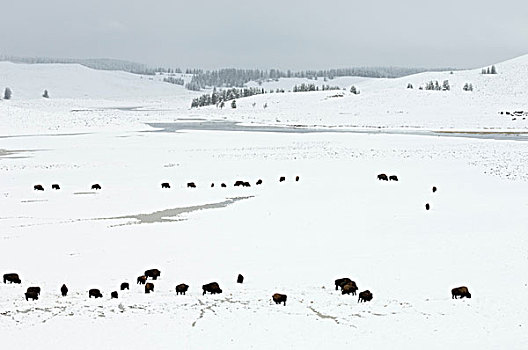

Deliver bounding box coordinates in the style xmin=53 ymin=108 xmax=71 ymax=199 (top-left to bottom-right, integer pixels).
xmin=1 ymin=57 xmax=528 ymax=349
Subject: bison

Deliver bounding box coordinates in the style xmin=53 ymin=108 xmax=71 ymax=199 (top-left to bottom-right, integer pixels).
xmin=425 ymin=203 xmax=430 ymax=210
xmin=145 ymin=269 xmax=161 ymax=280
xmin=202 ymin=282 xmax=222 ymax=295
xmin=27 ymin=287 xmax=41 ymax=296
xmin=377 ymin=174 xmax=388 ymax=181
xmin=34 ymin=184 xmax=44 ymax=191
xmin=120 ymin=282 xmax=129 ymax=291
xmin=358 ymin=290 xmax=373 ymax=303
xmin=279 ymin=176 xmax=286 ymax=182
xmin=295 ymin=176 xmax=300 ymax=182
xmin=389 ymin=175 xmax=398 ymax=181
xmin=61 ymin=284 xmax=68 ymax=297
xmin=111 ymin=291 xmax=118 ymax=299
xmin=211 ymin=183 xmax=215 ymax=188
xmin=145 ymin=283 xmax=154 ymax=294
xmin=161 ymin=182 xmax=171 ymax=189
xmin=137 ymin=275 xmax=147 ymax=285
xmin=242 ymin=182 xmax=251 ymax=187
xmin=3 ymin=273 xmax=21 ymax=284
xmin=432 ymin=186 xmax=437 ymax=193
xmin=187 ymin=182 xmax=196 ymax=188
xmin=25 ymin=291 xmax=39 ymax=301
xmin=52 ymin=184 xmax=60 ymax=190
xmin=175 ymin=283 xmax=189 ymax=295
xmin=91 ymin=184 xmax=101 ymax=190
xmin=234 ymin=180 xmax=244 ymax=187
xmin=237 ymin=274 xmax=244 ymax=284
xmin=341 ymin=282 xmax=358 ymax=296
xmin=221 ymin=183 xmax=227 ymax=188
xmin=89 ymin=289 xmax=103 ymax=298
xmin=272 ymin=293 xmax=287 ymax=306
xmin=334 ymin=278 xmax=352 ymax=291
xmin=451 ymin=286 xmax=471 ymax=299
xmin=256 ymin=179 xmax=263 ymax=185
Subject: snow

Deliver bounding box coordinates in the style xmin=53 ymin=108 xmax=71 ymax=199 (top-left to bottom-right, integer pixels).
xmin=1 ymin=57 xmax=528 ymax=348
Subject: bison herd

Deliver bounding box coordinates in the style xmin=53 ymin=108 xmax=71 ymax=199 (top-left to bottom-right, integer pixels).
xmin=377 ymin=173 xmax=438 ymax=211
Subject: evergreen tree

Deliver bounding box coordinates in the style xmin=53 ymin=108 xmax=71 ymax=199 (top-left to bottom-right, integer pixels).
xmin=42 ymin=90 xmax=49 ymax=98
xmin=231 ymin=100 xmax=237 ymax=109
xmin=4 ymin=87 xmax=12 ymax=100
xmin=442 ymin=80 xmax=450 ymax=91
xmin=407 ymin=83 xmax=413 ymax=89
xmin=219 ymin=101 xmax=225 ymax=109
xmin=491 ymin=65 xmax=497 ymax=74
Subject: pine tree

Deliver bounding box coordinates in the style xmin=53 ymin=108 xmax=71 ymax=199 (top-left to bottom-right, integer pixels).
xmin=407 ymin=83 xmax=413 ymax=89
xmin=4 ymin=87 xmax=12 ymax=100
xmin=42 ymin=90 xmax=49 ymax=98
xmin=491 ymin=65 xmax=497 ymax=74
xmin=442 ymin=80 xmax=450 ymax=91
xmin=219 ymin=101 xmax=225 ymax=109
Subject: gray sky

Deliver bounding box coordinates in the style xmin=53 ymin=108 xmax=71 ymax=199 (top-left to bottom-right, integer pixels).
xmin=1 ymin=0 xmax=527 ymax=69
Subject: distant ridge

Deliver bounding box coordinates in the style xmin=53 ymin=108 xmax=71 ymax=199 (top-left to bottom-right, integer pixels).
xmin=0 ymin=55 xmax=156 ymax=75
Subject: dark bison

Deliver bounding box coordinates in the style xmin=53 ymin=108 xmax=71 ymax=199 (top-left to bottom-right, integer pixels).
xmin=175 ymin=283 xmax=189 ymax=295
xmin=342 ymin=282 xmax=358 ymax=296
xmin=120 ymin=282 xmax=129 ymax=290
xmin=145 ymin=283 xmax=154 ymax=294
xmin=389 ymin=175 xmax=398 ymax=181
xmin=334 ymin=278 xmax=352 ymax=291
xmin=27 ymin=287 xmax=41 ymax=295
xmin=237 ymin=274 xmax=244 ymax=284
xmin=256 ymin=179 xmax=263 ymax=185
xmin=272 ymin=293 xmax=287 ymax=306
xmin=91 ymin=184 xmax=101 ymax=190
xmin=221 ymin=183 xmax=227 ymax=188
xmin=137 ymin=275 xmax=147 ymax=285
xmin=187 ymin=182 xmax=196 ymax=188
xmin=52 ymin=184 xmax=60 ymax=190
xmin=3 ymin=273 xmax=21 ymax=284
xmin=234 ymin=180 xmax=244 ymax=187
xmin=111 ymin=291 xmax=118 ymax=299
xmin=358 ymin=290 xmax=373 ymax=303
xmin=61 ymin=284 xmax=68 ymax=297
xmin=202 ymin=282 xmax=222 ymax=295
xmin=25 ymin=291 xmax=39 ymax=301
xmin=34 ymin=184 xmax=44 ymax=191
xmin=377 ymin=174 xmax=388 ymax=181
xmin=425 ymin=203 xmax=430 ymax=210
xmin=451 ymin=286 xmax=471 ymax=299
xmin=432 ymin=186 xmax=437 ymax=193
xmin=279 ymin=176 xmax=286 ymax=182
xmin=295 ymin=176 xmax=300 ymax=182
xmin=161 ymin=182 xmax=170 ymax=189
xmin=242 ymin=182 xmax=251 ymax=187
xmin=211 ymin=183 xmax=215 ymax=188
xmin=145 ymin=269 xmax=161 ymax=280
xmin=89 ymin=289 xmax=103 ymax=298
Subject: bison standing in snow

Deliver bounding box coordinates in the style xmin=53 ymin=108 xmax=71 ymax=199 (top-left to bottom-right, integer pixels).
xmin=34 ymin=184 xmax=44 ymax=191
xmin=202 ymin=282 xmax=222 ymax=295
xmin=145 ymin=269 xmax=161 ymax=280
xmin=137 ymin=275 xmax=147 ymax=285
xmin=187 ymin=182 xmax=196 ymax=188
xmin=91 ymin=184 xmax=101 ymax=190
xmin=272 ymin=293 xmax=287 ymax=306
xmin=89 ymin=289 xmax=103 ymax=298
xmin=61 ymin=284 xmax=68 ymax=296
xmin=341 ymin=282 xmax=358 ymax=296
xmin=377 ymin=174 xmax=388 ymax=181
xmin=334 ymin=278 xmax=352 ymax=290
xmin=3 ymin=273 xmax=21 ymax=284
xmin=161 ymin=182 xmax=170 ymax=189
xmin=389 ymin=175 xmax=398 ymax=181
xmin=120 ymin=282 xmax=129 ymax=290
xmin=279 ymin=176 xmax=286 ymax=182
xmin=145 ymin=283 xmax=155 ymax=294
xmin=111 ymin=291 xmax=118 ymax=299
xmin=175 ymin=283 xmax=189 ymax=295
xmin=358 ymin=290 xmax=373 ymax=303
xmin=25 ymin=291 xmax=39 ymax=301
xmin=52 ymin=184 xmax=60 ymax=190
xmin=27 ymin=287 xmax=41 ymax=296
xmin=451 ymin=286 xmax=471 ymax=299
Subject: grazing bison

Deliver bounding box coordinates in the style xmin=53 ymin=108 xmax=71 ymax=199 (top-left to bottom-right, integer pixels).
xmin=237 ymin=274 xmax=244 ymax=284
xmin=161 ymin=182 xmax=170 ymax=189
xmin=137 ymin=275 xmax=147 ymax=285
xmin=279 ymin=176 xmax=286 ymax=182
xmin=89 ymin=289 xmax=103 ymax=298
xmin=256 ymin=179 xmax=263 ymax=185
xmin=145 ymin=283 xmax=154 ymax=294
xmin=3 ymin=273 xmax=21 ymax=284
xmin=432 ymin=186 xmax=437 ymax=193
xmin=187 ymin=182 xmax=196 ymax=188
xmin=377 ymin=174 xmax=388 ymax=181
xmin=27 ymin=287 xmax=41 ymax=296
xmin=295 ymin=176 xmax=300 ymax=182
xmin=120 ymin=282 xmax=129 ymax=291
xmin=202 ymin=282 xmax=222 ymax=295
xmin=234 ymin=180 xmax=245 ymax=187
xmin=34 ymin=184 xmax=44 ymax=191
xmin=389 ymin=175 xmax=398 ymax=181
xmin=451 ymin=286 xmax=471 ymax=299
xmin=358 ymin=290 xmax=373 ymax=303
xmin=145 ymin=269 xmax=161 ymax=280
xmin=175 ymin=283 xmax=189 ymax=295
xmin=272 ymin=293 xmax=287 ymax=306
xmin=111 ymin=291 xmax=118 ymax=299
xmin=91 ymin=184 xmax=101 ymax=190
xmin=25 ymin=291 xmax=39 ymax=301
xmin=52 ymin=184 xmax=60 ymax=190
xmin=334 ymin=278 xmax=353 ymax=291
xmin=242 ymin=182 xmax=251 ymax=187
xmin=425 ymin=203 xmax=430 ymax=211
xmin=221 ymin=183 xmax=227 ymax=188
xmin=61 ymin=284 xmax=68 ymax=297
xmin=341 ymin=282 xmax=358 ymax=296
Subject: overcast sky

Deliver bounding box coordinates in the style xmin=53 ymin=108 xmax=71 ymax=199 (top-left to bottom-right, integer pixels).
xmin=1 ymin=0 xmax=527 ymax=69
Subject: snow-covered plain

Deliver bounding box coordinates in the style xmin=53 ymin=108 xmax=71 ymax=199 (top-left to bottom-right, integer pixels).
xmin=1 ymin=57 xmax=528 ymax=349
